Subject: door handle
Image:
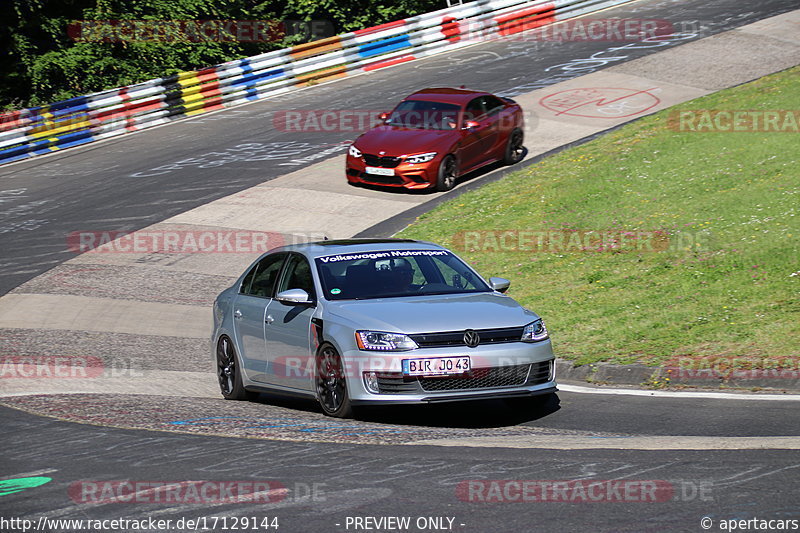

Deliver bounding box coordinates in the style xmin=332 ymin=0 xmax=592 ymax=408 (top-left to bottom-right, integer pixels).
xmin=233 ymin=310 xmax=242 ymax=319
xmin=265 ymin=315 xmax=274 ymax=324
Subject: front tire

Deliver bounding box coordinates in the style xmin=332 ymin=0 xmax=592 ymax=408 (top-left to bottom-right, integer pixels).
xmin=435 ymin=154 xmax=458 ymax=192
xmin=315 ymin=343 xmax=354 ymax=418
xmin=503 ymin=128 xmax=524 ymax=165
xmin=216 ymin=336 xmax=257 ymax=401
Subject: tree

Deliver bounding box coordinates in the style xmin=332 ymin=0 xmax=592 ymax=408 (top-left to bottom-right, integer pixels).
xmin=1 ymin=0 xmax=448 ymax=110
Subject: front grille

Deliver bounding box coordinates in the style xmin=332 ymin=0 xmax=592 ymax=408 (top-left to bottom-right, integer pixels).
xmin=363 ymin=154 xmax=402 ymax=168
xmin=419 ymin=364 xmax=531 ymax=391
xmin=361 ymin=173 xmax=404 ymax=184
xmin=376 ymin=363 xmax=534 ymax=394
xmin=409 ymin=326 xmax=525 ymax=348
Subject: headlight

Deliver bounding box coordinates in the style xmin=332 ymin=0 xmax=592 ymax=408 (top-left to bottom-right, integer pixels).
xmin=405 ymin=152 xmax=437 ymax=164
xmin=355 ymin=331 xmax=418 ymax=351
xmin=348 ymin=145 xmax=362 ymax=158
xmin=521 ymin=319 xmax=549 ymax=342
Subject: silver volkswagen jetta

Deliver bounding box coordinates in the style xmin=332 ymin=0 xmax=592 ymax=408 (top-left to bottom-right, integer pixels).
xmin=212 ymin=239 xmax=556 ymax=417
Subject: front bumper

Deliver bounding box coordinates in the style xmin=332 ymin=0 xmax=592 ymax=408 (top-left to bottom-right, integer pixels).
xmin=351 ymin=378 xmax=557 ymax=405
xmin=346 ymin=153 xmax=439 ymax=189
xmin=342 ymin=340 xmax=557 ymax=405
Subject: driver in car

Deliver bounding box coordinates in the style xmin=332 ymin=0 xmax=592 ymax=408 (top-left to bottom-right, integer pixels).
xmin=377 ymin=258 xmax=416 ymax=294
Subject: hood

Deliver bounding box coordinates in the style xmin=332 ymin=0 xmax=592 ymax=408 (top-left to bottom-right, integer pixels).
xmin=327 ymin=292 xmax=539 ymax=333
xmin=355 ymin=126 xmax=456 ymax=156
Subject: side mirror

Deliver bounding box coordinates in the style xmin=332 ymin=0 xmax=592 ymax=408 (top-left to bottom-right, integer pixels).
xmin=276 ymin=288 xmax=313 ymax=304
xmin=463 ymin=120 xmax=479 ymax=130
xmin=378 ymin=112 xmax=389 ymax=123
xmin=489 ymin=277 xmax=510 ymax=293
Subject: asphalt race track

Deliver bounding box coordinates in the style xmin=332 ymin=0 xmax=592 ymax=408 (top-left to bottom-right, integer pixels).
xmin=1 ymin=0 xmax=800 ymax=532
xmin=0 ymin=393 xmax=800 ymax=532
xmin=3 ymin=397 xmax=800 ymax=533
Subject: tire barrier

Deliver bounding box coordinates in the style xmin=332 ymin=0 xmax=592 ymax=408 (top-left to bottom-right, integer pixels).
xmin=0 ymin=0 xmax=636 ymax=166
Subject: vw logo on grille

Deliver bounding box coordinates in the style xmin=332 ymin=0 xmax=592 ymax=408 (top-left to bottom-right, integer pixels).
xmin=464 ymin=329 xmax=480 ymax=348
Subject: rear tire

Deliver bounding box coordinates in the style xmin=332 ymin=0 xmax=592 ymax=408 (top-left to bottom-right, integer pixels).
xmin=435 ymin=155 xmax=458 ymax=192
xmin=315 ymin=343 xmax=354 ymax=418
xmin=216 ymin=336 xmax=258 ymax=401
xmin=503 ymin=128 xmax=524 ymax=165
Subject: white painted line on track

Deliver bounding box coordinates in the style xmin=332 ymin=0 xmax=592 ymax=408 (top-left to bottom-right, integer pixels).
xmin=559 ymin=383 xmax=800 ymax=401
xmin=1 ymin=469 xmax=58 ymax=480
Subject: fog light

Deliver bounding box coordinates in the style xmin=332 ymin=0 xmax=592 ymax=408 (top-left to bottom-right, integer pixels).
xmin=363 ymin=372 xmax=380 ymax=394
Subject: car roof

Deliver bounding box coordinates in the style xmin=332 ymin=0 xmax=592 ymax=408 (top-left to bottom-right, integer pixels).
xmin=272 ymin=238 xmax=445 ymax=259
xmin=403 ymin=87 xmax=491 ymax=106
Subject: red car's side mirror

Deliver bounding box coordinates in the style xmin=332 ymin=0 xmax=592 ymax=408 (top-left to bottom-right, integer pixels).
xmin=378 ymin=112 xmax=389 ymax=122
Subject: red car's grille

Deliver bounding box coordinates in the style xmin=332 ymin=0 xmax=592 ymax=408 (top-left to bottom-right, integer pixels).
xmin=360 ymin=173 xmax=403 ymax=185
xmin=363 ymin=154 xmax=402 ymax=168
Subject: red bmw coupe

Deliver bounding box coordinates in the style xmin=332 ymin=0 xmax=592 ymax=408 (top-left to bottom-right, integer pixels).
xmin=346 ymin=87 xmax=525 ymax=192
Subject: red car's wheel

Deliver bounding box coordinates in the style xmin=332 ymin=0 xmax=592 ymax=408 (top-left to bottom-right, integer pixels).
xmin=436 ymin=155 xmax=458 ymax=192
xmin=503 ymin=128 xmax=524 ymax=165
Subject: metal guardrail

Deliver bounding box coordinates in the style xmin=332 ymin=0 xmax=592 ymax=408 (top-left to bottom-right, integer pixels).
xmin=0 ymin=0 xmax=635 ymax=166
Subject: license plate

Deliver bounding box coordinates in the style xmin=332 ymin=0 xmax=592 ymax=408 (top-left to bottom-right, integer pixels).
xmin=402 ymin=356 xmax=471 ymax=376
xmin=365 ymin=166 xmax=395 ymax=176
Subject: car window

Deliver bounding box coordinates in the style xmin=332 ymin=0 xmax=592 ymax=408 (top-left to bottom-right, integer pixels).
xmin=431 ymin=255 xmax=484 ymax=291
xmin=277 ymin=254 xmax=316 ymax=300
xmin=464 ymin=97 xmax=486 ymax=122
xmin=240 ymin=265 xmax=258 ymax=294
xmin=315 ymin=250 xmax=491 ymax=300
xmin=483 ymin=95 xmax=505 ymax=115
xmin=240 ymin=252 xmax=287 ymax=297
xmin=387 ymin=100 xmax=460 ymax=130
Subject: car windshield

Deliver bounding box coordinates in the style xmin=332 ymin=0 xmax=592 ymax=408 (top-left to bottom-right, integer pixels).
xmin=386 ymin=100 xmax=461 ymax=130
xmin=315 ymin=249 xmax=491 ymax=300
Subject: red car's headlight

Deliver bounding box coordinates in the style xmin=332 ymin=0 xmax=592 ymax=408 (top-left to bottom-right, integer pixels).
xmin=405 ymin=152 xmax=437 ymax=164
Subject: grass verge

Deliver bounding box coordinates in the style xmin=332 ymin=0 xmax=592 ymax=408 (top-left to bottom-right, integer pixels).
xmin=399 ymin=66 xmax=800 ymax=369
